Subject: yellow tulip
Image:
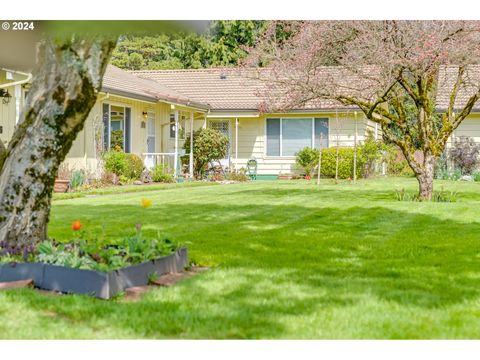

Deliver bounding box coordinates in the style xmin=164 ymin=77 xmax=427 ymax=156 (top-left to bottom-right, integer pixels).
xmin=141 ymin=198 xmax=152 ymax=209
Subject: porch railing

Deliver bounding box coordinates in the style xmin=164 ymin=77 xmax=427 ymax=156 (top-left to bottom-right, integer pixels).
xmin=142 ymin=152 xmax=176 ymax=171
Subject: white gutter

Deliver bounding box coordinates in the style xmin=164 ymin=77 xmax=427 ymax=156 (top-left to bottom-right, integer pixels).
xmin=0 ymin=68 xmax=32 ymax=89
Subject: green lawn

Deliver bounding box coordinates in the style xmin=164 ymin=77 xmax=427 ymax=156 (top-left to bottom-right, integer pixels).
xmin=1 ymin=177 xmax=480 ymax=339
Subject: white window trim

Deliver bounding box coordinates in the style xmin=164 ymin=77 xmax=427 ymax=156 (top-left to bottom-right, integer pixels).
xmin=106 ymin=103 xmax=132 ymax=151
xmin=265 ymin=117 xmax=329 ymax=157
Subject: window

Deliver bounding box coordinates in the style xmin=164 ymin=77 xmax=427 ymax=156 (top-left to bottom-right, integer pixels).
xmin=266 ymin=117 xmax=329 ymax=156
xmin=110 ymin=106 xmax=125 ymax=150
xmin=102 ymin=104 xmax=131 ymax=152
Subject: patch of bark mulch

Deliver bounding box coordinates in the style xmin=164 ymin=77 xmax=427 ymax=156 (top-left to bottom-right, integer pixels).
xmin=123 ymin=266 xmax=209 ymax=302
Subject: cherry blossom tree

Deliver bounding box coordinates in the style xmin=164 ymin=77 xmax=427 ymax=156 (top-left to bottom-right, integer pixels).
xmin=246 ymin=21 xmax=480 ymax=200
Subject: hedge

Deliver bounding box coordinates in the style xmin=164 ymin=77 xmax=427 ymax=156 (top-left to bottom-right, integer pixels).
xmin=319 ymin=148 xmax=364 ymax=179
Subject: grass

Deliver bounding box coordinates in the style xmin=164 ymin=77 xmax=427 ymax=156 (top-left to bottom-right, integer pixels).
xmin=2 ymin=177 xmax=480 ymax=339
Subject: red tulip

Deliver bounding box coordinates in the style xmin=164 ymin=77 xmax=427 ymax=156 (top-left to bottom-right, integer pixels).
xmin=71 ymin=220 xmax=82 ymax=231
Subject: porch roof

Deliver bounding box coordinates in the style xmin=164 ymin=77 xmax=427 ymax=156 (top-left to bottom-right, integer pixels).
xmin=102 ymin=65 xmax=210 ymax=111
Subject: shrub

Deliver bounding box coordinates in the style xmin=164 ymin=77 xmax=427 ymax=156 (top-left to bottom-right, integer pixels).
xmin=473 ymin=170 xmax=480 ymax=182
xmin=450 ymin=136 xmax=480 ymax=175
xmin=358 ymin=130 xmax=385 ymax=178
xmin=295 ymin=147 xmax=320 ymax=177
xmin=435 ymin=152 xmax=449 ymax=180
xmin=225 ymin=168 xmax=249 ymax=182
xmin=450 ymin=169 xmax=462 ymax=181
xmin=387 ymin=159 xmax=415 ymax=177
xmin=383 ymin=146 xmax=415 ymax=177
xmin=151 ymin=164 xmax=175 ymax=183
xmin=184 ymin=128 xmax=229 ymax=177
xmin=70 ymin=170 xmax=86 ymax=190
xmin=125 ymin=153 xmax=144 ymax=180
xmin=103 ymin=151 xmax=144 ymax=181
xmin=319 ymin=147 xmax=363 ymax=179
xmin=103 ymin=150 xmax=128 ymax=177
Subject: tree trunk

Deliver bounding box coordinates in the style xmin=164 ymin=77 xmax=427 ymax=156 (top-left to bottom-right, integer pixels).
xmin=0 ymin=36 xmax=116 ymax=254
xmin=416 ymin=153 xmax=436 ymax=201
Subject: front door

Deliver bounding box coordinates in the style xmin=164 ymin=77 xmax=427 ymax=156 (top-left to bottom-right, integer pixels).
xmin=208 ymin=119 xmax=230 ymax=168
xmin=145 ymin=112 xmax=156 ymax=169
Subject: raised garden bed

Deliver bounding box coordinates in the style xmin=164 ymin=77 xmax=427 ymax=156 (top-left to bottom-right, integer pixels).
xmin=0 ymin=248 xmax=187 ymax=299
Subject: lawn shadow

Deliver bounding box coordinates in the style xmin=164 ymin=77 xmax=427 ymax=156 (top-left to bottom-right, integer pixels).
xmin=37 ymin=198 xmax=480 ymax=338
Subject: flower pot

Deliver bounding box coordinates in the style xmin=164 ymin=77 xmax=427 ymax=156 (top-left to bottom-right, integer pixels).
xmin=54 ymin=179 xmax=70 ymax=193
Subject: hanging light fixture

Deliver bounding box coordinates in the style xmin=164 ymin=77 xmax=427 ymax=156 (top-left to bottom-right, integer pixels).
xmin=0 ymin=89 xmax=12 ymax=105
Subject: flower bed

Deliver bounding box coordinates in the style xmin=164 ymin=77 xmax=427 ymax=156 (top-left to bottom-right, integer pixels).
xmin=0 ymin=198 xmax=189 ymax=299
xmin=0 ymin=248 xmax=187 ymax=299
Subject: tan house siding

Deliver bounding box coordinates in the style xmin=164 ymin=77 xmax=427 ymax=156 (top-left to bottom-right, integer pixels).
xmin=222 ymin=112 xmax=371 ymax=176
xmin=64 ymin=95 xmax=165 ymax=176
xmin=449 ymin=114 xmax=480 ymax=146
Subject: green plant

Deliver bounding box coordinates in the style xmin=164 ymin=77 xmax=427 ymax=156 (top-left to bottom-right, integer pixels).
xmin=103 ymin=150 xmax=128 ymax=177
xmin=37 ymin=241 xmax=96 ymax=269
xmin=473 ymin=170 xmax=480 ymax=182
xmin=394 ymin=188 xmax=419 ymax=202
xmin=120 ymin=230 xmax=178 ymax=264
xmin=394 ymin=187 xmax=458 ymax=203
xmin=183 ymin=128 xmax=229 ymax=177
xmin=450 ymin=169 xmax=462 ymax=181
xmin=33 ymin=227 xmax=180 ymax=273
xmin=432 ymin=188 xmax=458 ymax=203
xmin=151 ymin=164 xmax=175 ymax=183
xmin=225 ymin=168 xmax=249 ymax=182
xmin=358 ymin=130 xmax=386 ymax=178
xmin=319 ymin=148 xmax=364 ymax=179
xmin=384 ymin=146 xmax=415 ymax=177
xmin=70 ymin=170 xmax=86 ymax=190
xmin=295 ymin=147 xmax=319 ymax=177
xmin=435 ymin=151 xmax=449 ymax=180
xmin=119 ymin=175 xmax=134 ymax=185
xmin=125 ymin=153 xmax=145 ymax=180
xmin=110 ymin=129 xmax=124 ymax=150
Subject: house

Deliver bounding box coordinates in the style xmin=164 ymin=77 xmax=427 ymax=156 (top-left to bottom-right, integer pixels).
xmin=132 ymin=68 xmax=380 ymax=178
xmin=2 ymin=64 xmax=479 ymax=179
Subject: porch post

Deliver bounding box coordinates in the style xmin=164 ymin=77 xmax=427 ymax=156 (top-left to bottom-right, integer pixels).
xmin=174 ymin=110 xmax=179 ymax=179
xmin=189 ymin=112 xmax=194 ymax=179
xmin=203 ymin=117 xmax=207 ymax=129
xmin=235 ymin=117 xmax=239 ymax=169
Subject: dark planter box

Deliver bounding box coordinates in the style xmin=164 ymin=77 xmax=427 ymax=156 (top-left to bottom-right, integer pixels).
xmin=0 ymin=248 xmax=187 ymax=299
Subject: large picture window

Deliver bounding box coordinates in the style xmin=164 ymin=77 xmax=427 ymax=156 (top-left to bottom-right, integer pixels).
xmin=266 ymin=117 xmax=328 ymax=156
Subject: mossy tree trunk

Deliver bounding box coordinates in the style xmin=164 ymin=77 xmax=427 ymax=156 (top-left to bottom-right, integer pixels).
xmin=0 ymin=36 xmax=116 ymax=253
xmin=416 ymin=153 xmax=436 ymax=201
